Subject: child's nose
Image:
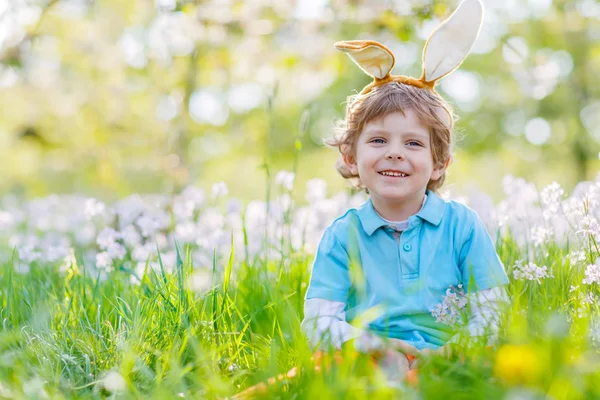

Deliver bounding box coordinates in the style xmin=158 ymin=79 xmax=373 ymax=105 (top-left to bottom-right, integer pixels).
xmin=385 ymin=150 xmax=405 ymax=160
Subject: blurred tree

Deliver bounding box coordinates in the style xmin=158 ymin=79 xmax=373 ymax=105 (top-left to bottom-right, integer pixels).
xmin=0 ymin=0 xmax=598 ymax=200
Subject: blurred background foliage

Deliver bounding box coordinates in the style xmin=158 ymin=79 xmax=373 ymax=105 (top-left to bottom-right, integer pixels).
xmin=1 ymin=0 xmax=600 ymax=203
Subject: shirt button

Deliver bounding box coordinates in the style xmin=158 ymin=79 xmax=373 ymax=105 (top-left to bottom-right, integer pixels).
xmin=403 ymin=243 xmax=412 ymax=251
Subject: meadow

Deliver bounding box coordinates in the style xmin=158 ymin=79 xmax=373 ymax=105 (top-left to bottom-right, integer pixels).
xmin=1 ymin=3 xmax=600 ymax=397
xmin=1 ymin=172 xmax=599 ymax=399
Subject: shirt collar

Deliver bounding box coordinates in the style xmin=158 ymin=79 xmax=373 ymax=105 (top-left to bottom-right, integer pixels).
xmin=357 ymin=190 xmax=446 ymax=236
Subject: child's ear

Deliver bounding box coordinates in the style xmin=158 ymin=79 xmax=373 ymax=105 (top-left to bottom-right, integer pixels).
xmin=343 ymin=152 xmax=359 ymax=176
xmin=431 ymin=157 xmax=451 ymax=181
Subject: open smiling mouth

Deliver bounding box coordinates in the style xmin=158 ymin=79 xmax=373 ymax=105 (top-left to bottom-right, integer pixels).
xmin=378 ymin=171 xmax=410 ymax=178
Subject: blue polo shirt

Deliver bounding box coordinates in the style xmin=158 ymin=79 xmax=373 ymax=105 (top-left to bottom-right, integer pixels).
xmin=304 ymin=189 xmax=509 ymax=350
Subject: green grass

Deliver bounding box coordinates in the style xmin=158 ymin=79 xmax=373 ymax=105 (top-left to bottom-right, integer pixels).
xmin=0 ymin=235 xmax=599 ymax=399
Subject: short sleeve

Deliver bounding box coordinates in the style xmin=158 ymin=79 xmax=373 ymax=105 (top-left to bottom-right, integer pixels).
xmin=458 ymin=214 xmax=509 ymax=293
xmin=304 ymin=229 xmax=352 ymax=302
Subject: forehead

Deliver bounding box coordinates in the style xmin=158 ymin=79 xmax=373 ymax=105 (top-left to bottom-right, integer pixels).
xmin=362 ymin=109 xmax=430 ymax=137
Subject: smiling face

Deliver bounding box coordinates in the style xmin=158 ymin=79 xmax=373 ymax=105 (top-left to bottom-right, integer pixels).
xmin=344 ymin=109 xmax=448 ymax=219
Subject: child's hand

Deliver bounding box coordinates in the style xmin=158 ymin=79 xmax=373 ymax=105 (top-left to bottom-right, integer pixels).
xmin=376 ymin=348 xmax=411 ymax=383
xmin=354 ymin=331 xmax=419 ymax=357
xmin=386 ymin=338 xmax=420 ymax=357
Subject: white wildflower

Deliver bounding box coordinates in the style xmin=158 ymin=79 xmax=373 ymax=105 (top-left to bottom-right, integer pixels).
xmin=568 ymin=250 xmax=587 ymax=265
xmin=306 ymin=178 xmax=327 ymax=203
xmin=540 ymin=181 xmax=564 ymax=220
xmin=106 ymin=242 xmax=127 ymax=260
xmin=579 ymin=216 xmax=600 ymax=241
xmin=17 ymin=244 xmax=41 ymax=264
xmin=277 ymin=194 xmax=293 ymax=212
xmin=159 ymin=251 xmax=177 ymax=271
xmin=212 ymin=181 xmax=229 ymax=199
xmin=155 ymin=233 xmax=169 ymax=249
xmin=187 ymin=269 xmax=213 ymax=294
xmin=583 ymin=259 xmax=600 ymax=285
xmin=584 ymin=292 xmax=596 ymax=305
xmin=84 ymin=198 xmax=106 ymax=219
xmin=0 ymin=210 xmax=16 ymax=232
xmin=59 ymin=249 xmax=77 ymax=273
xmin=23 ymin=377 xmax=47 ymax=398
xmin=226 ymin=198 xmax=242 ymax=214
xmin=197 ymin=208 xmax=225 ymax=232
xmin=75 ymin=223 xmax=96 ymax=246
xmin=95 ymin=252 xmax=113 ymax=269
xmin=114 ymin=195 xmax=146 ymax=227
xmin=530 ymin=226 xmax=552 ymax=247
xmin=512 ymin=260 xmax=552 ymax=283
xmin=97 ymin=227 xmax=121 ymax=250
xmin=102 ymin=370 xmax=127 ymax=393
xmin=172 ymin=198 xmax=195 ymax=221
xmin=120 ymin=225 xmax=142 ymax=248
xmin=132 ymin=244 xmax=154 ymax=262
xmin=136 ymin=214 xmax=163 ymax=238
xmin=44 ymin=245 xmax=70 ymax=263
xmin=430 ymin=285 xmax=468 ymax=327
xmin=570 ymin=285 xmax=579 ymax=293
xmin=175 ymin=221 xmax=197 ymax=243
xmin=181 ymin=185 xmax=205 ymax=207
xmin=275 ymin=170 xmax=295 ymax=191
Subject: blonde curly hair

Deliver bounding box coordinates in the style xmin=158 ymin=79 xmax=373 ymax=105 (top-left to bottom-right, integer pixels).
xmin=326 ymin=82 xmax=457 ymax=194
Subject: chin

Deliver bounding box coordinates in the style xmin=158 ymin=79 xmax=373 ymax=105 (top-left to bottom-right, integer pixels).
xmin=377 ymin=191 xmax=411 ymax=201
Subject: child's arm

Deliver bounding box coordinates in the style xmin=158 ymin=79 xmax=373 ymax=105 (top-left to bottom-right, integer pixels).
xmin=302 ymin=298 xmax=420 ymax=356
xmin=439 ymin=285 xmax=509 ymax=351
xmin=302 ymin=227 xmax=357 ymax=349
xmin=463 ymin=285 xmax=509 ymax=340
xmin=301 ymin=298 xmax=361 ymax=350
xmin=432 ymin=210 xmax=511 ymax=356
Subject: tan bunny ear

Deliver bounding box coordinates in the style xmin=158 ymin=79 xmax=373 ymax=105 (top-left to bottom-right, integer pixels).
xmin=335 ymin=40 xmax=395 ymax=80
xmin=421 ymin=0 xmax=483 ymax=84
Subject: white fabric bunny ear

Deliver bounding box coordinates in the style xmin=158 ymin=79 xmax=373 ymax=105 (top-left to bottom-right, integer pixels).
xmin=335 ymin=0 xmax=483 ymax=94
xmin=421 ymin=0 xmax=483 ymax=83
xmin=334 ymin=40 xmax=395 ymax=80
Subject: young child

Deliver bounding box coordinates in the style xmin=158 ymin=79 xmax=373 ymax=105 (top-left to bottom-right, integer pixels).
xmin=301 ymin=0 xmax=510 ymax=381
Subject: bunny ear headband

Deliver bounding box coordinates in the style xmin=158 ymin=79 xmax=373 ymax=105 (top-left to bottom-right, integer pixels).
xmin=335 ymin=0 xmax=483 ymax=95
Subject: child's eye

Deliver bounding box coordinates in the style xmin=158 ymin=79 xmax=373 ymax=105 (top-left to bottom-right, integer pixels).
xmin=370 ymin=138 xmax=385 ymax=144
xmin=407 ymin=141 xmax=422 ymax=146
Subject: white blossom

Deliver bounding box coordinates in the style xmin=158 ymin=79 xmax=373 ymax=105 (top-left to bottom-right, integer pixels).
xmin=172 ymin=198 xmax=195 ymax=221
xmin=102 ymin=371 xmax=127 ymax=393
xmin=512 ymin=259 xmax=552 ymax=283
xmin=97 ymin=227 xmax=121 ymax=250
xmin=306 ymin=178 xmax=327 ymax=203
xmin=212 ymin=182 xmax=229 ymax=199
xmin=175 ymin=221 xmax=197 ymax=243
xmin=105 ymin=242 xmax=127 ymax=260
xmin=530 ymin=225 xmax=553 ymax=247
xmin=430 ymin=284 xmax=468 ymax=327
xmin=95 ymin=252 xmax=113 ymax=269
xmin=136 ymin=214 xmax=164 ymax=238
xmin=540 ymin=181 xmax=564 ymax=220
xmin=120 ymin=225 xmax=142 ymax=248
xmin=187 ymin=269 xmax=213 ymax=294
xmin=275 ymin=170 xmax=295 ymax=191
xmin=84 ymin=198 xmax=106 ymax=219
xmin=17 ymin=244 xmax=41 ymax=264
xmin=583 ymin=259 xmax=600 ymax=285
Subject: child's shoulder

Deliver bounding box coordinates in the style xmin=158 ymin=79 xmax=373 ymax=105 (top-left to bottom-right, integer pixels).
xmin=442 ymin=198 xmax=480 ymax=222
xmin=325 ymin=206 xmax=362 ymax=236
xmin=440 ymin=197 xmax=487 ymax=237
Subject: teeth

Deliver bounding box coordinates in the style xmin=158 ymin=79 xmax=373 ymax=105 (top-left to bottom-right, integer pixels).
xmin=380 ymin=171 xmax=407 ymax=177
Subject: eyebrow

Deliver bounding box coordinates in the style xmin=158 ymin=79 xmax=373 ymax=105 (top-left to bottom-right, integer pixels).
xmin=363 ymin=128 xmax=429 ymax=141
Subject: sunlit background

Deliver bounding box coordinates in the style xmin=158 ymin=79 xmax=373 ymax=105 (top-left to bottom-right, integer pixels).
xmin=1 ymin=0 xmax=599 ymax=203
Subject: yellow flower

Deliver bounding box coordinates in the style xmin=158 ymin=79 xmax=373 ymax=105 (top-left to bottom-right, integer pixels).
xmin=493 ymin=344 xmax=543 ymax=386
